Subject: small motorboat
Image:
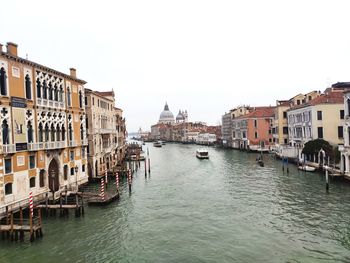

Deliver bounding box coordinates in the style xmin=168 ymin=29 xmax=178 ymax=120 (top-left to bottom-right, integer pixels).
xmin=196 ymin=149 xmax=209 ymax=159
xmin=153 ymin=141 xmax=162 ymax=147
xmin=298 ymin=165 xmax=316 ymax=172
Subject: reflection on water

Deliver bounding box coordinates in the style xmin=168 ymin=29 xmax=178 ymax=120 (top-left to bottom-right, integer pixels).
xmin=1 ymin=143 xmax=350 ymax=262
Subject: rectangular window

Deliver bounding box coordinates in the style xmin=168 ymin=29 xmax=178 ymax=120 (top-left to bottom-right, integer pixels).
xmin=85 ymin=96 xmax=88 ymax=106
xmin=338 ymin=126 xmax=344 ymax=138
xmin=255 ymin=132 xmax=258 ymax=139
xmin=340 ymin=110 xmax=345 ymax=120
xmin=92 ymin=97 xmax=94 ymax=105
xmin=318 ymin=127 xmax=323 ymax=139
xmin=82 ymin=164 xmax=85 ymax=172
xmin=82 ymin=147 xmax=86 ymax=158
xmin=297 ymin=100 xmax=300 ymax=105
xmin=283 ymin=127 xmax=288 ymax=135
xmin=317 ymin=111 xmax=322 ymax=120
xmin=254 ymin=120 xmax=257 ymax=128
xmin=5 ymin=158 xmax=12 ymax=174
xmin=284 ymin=138 xmax=288 ymax=144
xmin=70 ymin=151 xmax=74 ymax=161
xmin=64 ymin=165 xmax=68 ymax=180
xmin=29 ymin=155 xmax=35 ymax=169
xmin=70 ymin=167 xmax=74 ymax=176
xmin=283 ymin=111 xmax=287 ymax=118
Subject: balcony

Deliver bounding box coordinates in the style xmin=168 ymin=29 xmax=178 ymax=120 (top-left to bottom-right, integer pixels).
xmin=82 ymin=138 xmax=88 ymax=146
xmin=1 ymin=144 xmax=16 ymax=154
xmin=28 ymin=141 xmax=67 ymax=151
xmin=68 ymin=140 xmax=77 ymax=147
xmin=37 ymin=98 xmax=65 ymax=109
xmin=96 ymin=128 xmax=117 ymax=134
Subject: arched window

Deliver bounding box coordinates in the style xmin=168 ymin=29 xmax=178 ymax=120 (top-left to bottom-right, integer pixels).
xmin=59 ymin=86 xmax=63 ymax=102
xmin=54 ymin=84 xmax=58 ymax=101
xmin=68 ymin=124 xmax=73 ymax=141
xmin=50 ymin=123 xmax=55 ymax=141
xmin=80 ymin=124 xmax=84 ymax=140
xmin=36 ymin=79 xmax=41 ymax=98
xmin=2 ymin=119 xmax=9 ymax=144
xmin=5 ymin=183 xmax=12 ymax=195
xmin=63 ymin=165 xmax=68 ymax=180
xmin=27 ymin=121 xmax=33 ymax=143
xmin=0 ymin=67 xmax=7 ymax=96
xmin=79 ymin=91 xmax=83 ymax=108
xmin=38 ymin=123 xmax=43 ymax=142
xmin=25 ymin=74 xmax=31 ymax=100
xmin=39 ymin=170 xmax=45 ymax=187
xmin=29 ymin=177 xmax=36 ymax=188
xmin=67 ymin=88 xmax=71 ymax=106
xmin=48 ymin=83 xmax=53 ymax=100
xmin=43 ymin=80 xmax=47 ymax=99
xmin=45 ymin=123 xmax=49 ymax=142
xmin=56 ymin=124 xmax=61 ymax=141
xmin=62 ymin=125 xmax=66 ymax=141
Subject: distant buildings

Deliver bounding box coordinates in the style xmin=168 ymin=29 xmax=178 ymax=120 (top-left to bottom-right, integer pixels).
xmin=151 ymin=102 xmax=221 ymax=144
xmin=221 ymin=83 xmax=349 ymax=172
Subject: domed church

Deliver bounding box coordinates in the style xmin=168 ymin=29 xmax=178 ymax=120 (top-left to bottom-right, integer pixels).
xmin=158 ymin=102 xmax=175 ymax=124
xmin=176 ymin=110 xmax=188 ymax=123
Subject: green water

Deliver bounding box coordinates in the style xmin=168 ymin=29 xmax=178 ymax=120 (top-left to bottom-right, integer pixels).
xmin=1 ymin=143 xmax=350 ymax=262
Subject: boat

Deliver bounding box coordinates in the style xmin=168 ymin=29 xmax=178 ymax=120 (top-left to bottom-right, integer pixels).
xmin=298 ymin=165 xmax=316 ymax=172
xmin=256 ymin=153 xmax=264 ymax=167
xmin=161 ymin=141 xmax=166 ymax=145
xmin=153 ymin=141 xmax=162 ymax=147
xmin=196 ymin=149 xmax=209 ymax=159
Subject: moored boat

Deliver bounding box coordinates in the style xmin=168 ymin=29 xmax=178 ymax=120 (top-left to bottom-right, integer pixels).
xmin=298 ymin=165 xmax=316 ymax=172
xmin=196 ymin=149 xmax=209 ymax=159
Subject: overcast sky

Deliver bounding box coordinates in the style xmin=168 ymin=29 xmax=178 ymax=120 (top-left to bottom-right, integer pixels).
xmin=2 ymin=0 xmax=350 ymax=132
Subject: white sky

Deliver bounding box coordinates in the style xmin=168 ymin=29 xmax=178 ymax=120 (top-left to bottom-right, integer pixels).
xmin=2 ymin=0 xmax=350 ymax=132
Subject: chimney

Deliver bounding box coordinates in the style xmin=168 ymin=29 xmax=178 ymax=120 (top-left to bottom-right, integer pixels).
xmin=69 ymin=68 xmax=76 ymax=78
xmin=6 ymin=42 xmax=18 ymax=56
xmin=0 ymin=43 xmax=3 ymax=53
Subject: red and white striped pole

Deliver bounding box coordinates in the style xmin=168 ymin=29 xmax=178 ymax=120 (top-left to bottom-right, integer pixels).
xmin=105 ymin=169 xmax=108 ymax=188
xmin=100 ymin=178 xmax=105 ymax=201
xmin=115 ymin=172 xmax=119 ymax=190
xmin=128 ymin=169 xmax=132 ymax=192
xmin=29 ymin=191 xmax=34 ymax=218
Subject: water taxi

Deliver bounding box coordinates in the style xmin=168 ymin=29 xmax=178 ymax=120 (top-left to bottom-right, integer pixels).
xmin=153 ymin=141 xmax=162 ymax=147
xmin=196 ymin=149 xmax=209 ymax=159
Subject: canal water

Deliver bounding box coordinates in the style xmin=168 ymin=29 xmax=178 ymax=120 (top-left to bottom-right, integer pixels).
xmin=1 ymin=143 xmax=350 ymax=262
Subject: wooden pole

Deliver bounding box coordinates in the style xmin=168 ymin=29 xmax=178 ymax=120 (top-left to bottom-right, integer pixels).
xmin=19 ymin=206 xmax=24 ymax=241
xmin=144 ymin=159 xmax=147 ymax=177
xmin=60 ymin=192 xmax=63 ymax=217
xmin=148 ymin=158 xmax=151 ymax=173
xmin=10 ymin=211 xmax=14 ymax=241
xmin=29 ymin=208 xmax=34 ymax=242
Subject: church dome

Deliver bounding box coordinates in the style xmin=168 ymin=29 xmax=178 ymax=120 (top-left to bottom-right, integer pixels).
xmin=159 ymin=102 xmax=174 ymax=124
xmin=176 ymin=110 xmax=185 ymax=121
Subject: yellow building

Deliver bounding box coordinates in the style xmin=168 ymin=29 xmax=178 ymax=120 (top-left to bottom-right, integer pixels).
xmin=0 ymin=42 xmax=88 ymax=208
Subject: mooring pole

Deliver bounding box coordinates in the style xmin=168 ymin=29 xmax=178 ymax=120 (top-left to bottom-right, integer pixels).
xmin=128 ymin=169 xmax=132 ymax=192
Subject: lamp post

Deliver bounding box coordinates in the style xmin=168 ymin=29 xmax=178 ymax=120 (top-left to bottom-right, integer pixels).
xmin=74 ymin=165 xmax=78 ymax=191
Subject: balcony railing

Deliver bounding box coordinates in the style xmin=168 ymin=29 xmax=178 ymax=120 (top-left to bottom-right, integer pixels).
xmin=82 ymin=139 xmax=88 ymax=145
xmin=1 ymin=144 xmax=16 ymax=154
xmin=37 ymin=98 xmax=65 ymax=109
xmin=68 ymin=140 xmax=77 ymax=147
xmin=28 ymin=141 xmax=67 ymax=151
xmin=96 ymin=128 xmax=117 ymax=134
